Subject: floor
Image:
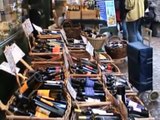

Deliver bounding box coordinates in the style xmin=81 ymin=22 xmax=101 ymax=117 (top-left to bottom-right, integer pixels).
xmin=116 ymin=36 xmax=160 ymax=120
xmin=140 ymin=37 xmax=160 ymax=120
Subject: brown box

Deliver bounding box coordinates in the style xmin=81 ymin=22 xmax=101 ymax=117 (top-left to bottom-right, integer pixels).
xmin=66 ymin=11 xmax=81 ymax=19
xmin=81 ymin=10 xmax=97 ymax=19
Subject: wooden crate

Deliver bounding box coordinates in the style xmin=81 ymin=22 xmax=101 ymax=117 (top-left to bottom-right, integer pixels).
xmin=81 ymin=10 xmax=98 ymax=19
xmin=5 ymin=61 xmax=71 ymax=120
xmin=96 ymin=52 xmax=114 ymax=63
xmin=30 ymin=54 xmax=64 ymax=65
xmin=63 ymin=50 xmax=101 ymax=77
xmin=28 ymin=33 xmax=64 ymax=57
xmin=101 ymin=62 xmax=122 ymax=75
xmin=23 ymin=62 xmax=67 ymax=82
xmin=67 ymin=76 xmax=127 ymax=120
xmin=28 ymin=39 xmax=64 ymax=60
xmin=126 ymin=95 xmax=155 ymax=120
xmin=66 ymin=76 xmax=111 ymax=105
xmin=103 ymin=87 xmax=128 ymax=120
xmin=69 ymin=50 xmax=91 ymax=60
xmin=66 ymin=11 xmax=81 ymax=19
xmin=6 ymin=88 xmax=71 ymax=120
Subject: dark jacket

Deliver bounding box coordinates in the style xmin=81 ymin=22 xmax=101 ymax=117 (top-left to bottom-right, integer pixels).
xmin=119 ymin=0 xmax=127 ymax=20
xmin=22 ymin=0 xmax=45 ymax=27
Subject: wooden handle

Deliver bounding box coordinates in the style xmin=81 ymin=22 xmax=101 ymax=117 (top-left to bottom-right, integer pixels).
xmin=17 ymin=73 xmax=28 ymax=82
xmin=20 ymin=59 xmax=34 ymax=71
xmin=126 ymin=92 xmax=137 ymax=96
xmin=118 ymin=99 xmax=128 ymax=120
xmin=77 ymin=101 xmax=111 ymax=107
xmin=0 ymin=100 xmax=13 ymax=115
xmin=16 ymin=74 xmax=21 ymax=88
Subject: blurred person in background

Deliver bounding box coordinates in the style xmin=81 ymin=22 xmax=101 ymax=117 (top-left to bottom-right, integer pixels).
xmin=119 ymin=0 xmax=128 ymax=40
xmin=22 ymin=0 xmax=46 ymax=28
xmin=58 ymin=12 xmax=65 ymax=28
xmin=125 ymin=0 xmax=145 ymax=42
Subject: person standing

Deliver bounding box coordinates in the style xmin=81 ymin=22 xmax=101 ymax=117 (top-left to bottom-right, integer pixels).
xmin=58 ymin=12 xmax=65 ymax=28
xmin=115 ymin=0 xmax=121 ymax=35
xmin=125 ymin=0 xmax=145 ymax=42
xmin=22 ymin=0 xmax=46 ymax=28
xmin=119 ymin=0 xmax=128 ymax=40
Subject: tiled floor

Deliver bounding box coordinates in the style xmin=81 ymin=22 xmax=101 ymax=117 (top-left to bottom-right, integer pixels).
xmin=142 ymin=37 xmax=160 ymax=120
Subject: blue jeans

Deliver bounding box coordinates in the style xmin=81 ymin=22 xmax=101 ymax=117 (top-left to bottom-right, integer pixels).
xmin=121 ymin=20 xmax=128 ymax=40
xmin=126 ymin=19 xmax=143 ymax=42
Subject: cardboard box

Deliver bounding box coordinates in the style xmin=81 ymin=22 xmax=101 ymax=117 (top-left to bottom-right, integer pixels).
xmin=81 ymin=10 xmax=98 ymax=19
xmin=66 ymin=11 xmax=81 ymax=19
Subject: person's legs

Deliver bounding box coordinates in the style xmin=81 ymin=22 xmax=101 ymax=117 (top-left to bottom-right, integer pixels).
xmin=121 ymin=19 xmax=128 ymax=40
xmin=126 ymin=21 xmax=137 ymax=42
xmin=136 ymin=19 xmax=143 ymax=42
xmin=138 ymin=18 xmax=142 ymax=35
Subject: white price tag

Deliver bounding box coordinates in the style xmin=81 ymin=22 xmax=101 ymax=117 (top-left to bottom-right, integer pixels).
xmin=85 ymin=97 xmax=100 ymax=102
xmin=67 ymin=81 xmax=77 ymax=100
xmin=128 ymin=100 xmax=137 ymax=107
xmin=10 ymin=43 xmax=25 ymax=64
xmin=51 ymin=30 xmax=58 ymax=34
xmin=81 ymin=35 xmax=88 ymax=44
xmin=128 ymin=99 xmax=142 ymax=112
xmin=133 ymin=106 xmax=142 ymax=112
xmin=4 ymin=46 xmax=16 ymax=73
xmin=0 ymin=62 xmax=20 ymax=75
xmin=86 ymin=41 xmax=94 ymax=56
xmin=74 ymin=39 xmax=80 ymax=44
xmin=92 ymin=109 xmax=110 ymax=115
xmin=22 ymin=18 xmax=33 ymax=37
xmin=32 ymin=24 xmax=43 ymax=32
